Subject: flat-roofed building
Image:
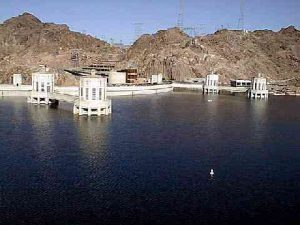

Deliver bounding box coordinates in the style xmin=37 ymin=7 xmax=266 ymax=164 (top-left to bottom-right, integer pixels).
xmin=230 ymin=79 xmax=251 ymax=87
xmin=82 ymin=62 xmax=116 ymax=76
xmin=151 ymin=74 xmax=163 ymax=84
xmin=119 ymin=68 xmax=138 ymax=83
xmin=108 ymin=71 xmax=126 ymax=85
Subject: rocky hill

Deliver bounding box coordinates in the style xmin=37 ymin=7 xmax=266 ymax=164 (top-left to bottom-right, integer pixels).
xmin=0 ymin=13 xmax=299 ymax=86
xmin=0 ymin=13 xmax=120 ymax=85
xmin=121 ymin=27 xmax=300 ymax=84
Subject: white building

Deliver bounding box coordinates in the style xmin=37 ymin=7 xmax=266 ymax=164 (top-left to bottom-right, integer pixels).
xmin=12 ymin=74 xmax=22 ymax=86
xmin=248 ymin=74 xmax=268 ymax=99
xmin=204 ymin=73 xmax=219 ymax=94
xmin=108 ymin=71 xmax=126 ymax=85
xmin=73 ymin=74 xmax=112 ymax=116
xmin=27 ymin=71 xmax=54 ymax=104
xmin=151 ymin=74 xmax=163 ymax=84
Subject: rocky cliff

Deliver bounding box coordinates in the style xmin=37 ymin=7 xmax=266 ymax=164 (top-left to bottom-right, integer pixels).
xmin=121 ymin=27 xmax=300 ymax=84
xmin=0 ymin=13 xmax=120 ymax=85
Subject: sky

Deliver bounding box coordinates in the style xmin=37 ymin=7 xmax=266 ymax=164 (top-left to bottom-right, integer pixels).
xmin=0 ymin=0 xmax=299 ymax=44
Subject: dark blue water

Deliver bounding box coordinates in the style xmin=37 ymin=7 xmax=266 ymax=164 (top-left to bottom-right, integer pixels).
xmin=0 ymin=94 xmax=299 ymax=225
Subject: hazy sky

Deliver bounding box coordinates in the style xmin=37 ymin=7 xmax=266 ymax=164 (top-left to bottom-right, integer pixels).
xmin=0 ymin=0 xmax=299 ymax=44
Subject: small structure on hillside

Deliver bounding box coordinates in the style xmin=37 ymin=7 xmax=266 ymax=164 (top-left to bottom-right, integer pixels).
xmin=248 ymin=73 xmax=268 ymax=99
xmin=27 ymin=67 xmax=54 ymax=104
xmin=151 ymin=74 xmax=163 ymax=84
xmin=203 ymin=72 xmax=219 ymax=94
xmin=73 ymin=70 xmax=112 ymax=116
xmin=12 ymin=74 xmax=22 ymax=86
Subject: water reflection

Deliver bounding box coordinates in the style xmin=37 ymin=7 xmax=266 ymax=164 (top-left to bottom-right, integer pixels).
xmin=28 ymin=105 xmax=54 ymax=152
xmin=75 ymin=116 xmax=110 ymax=155
xmin=7 ymin=98 xmax=26 ymax=123
xmin=249 ymin=99 xmax=268 ymax=144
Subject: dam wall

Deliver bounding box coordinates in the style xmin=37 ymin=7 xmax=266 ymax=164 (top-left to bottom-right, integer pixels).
xmin=0 ymin=84 xmax=173 ymax=98
xmin=172 ymin=83 xmax=203 ymax=92
xmin=108 ymin=84 xmax=173 ymax=96
xmin=0 ymin=83 xmax=248 ymax=98
xmin=0 ymin=85 xmax=32 ymax=97
xmin=49 ymin=84 xmax=173 ymax=97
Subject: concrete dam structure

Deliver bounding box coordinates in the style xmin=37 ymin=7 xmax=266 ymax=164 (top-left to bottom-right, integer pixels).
xmin=0 ymin=70 xmax=272 ymax=117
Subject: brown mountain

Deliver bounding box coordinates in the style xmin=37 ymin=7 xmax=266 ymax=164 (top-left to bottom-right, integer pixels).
xmin=121 ymin=27 xmax=300 ymax=84
xmin=0 ymin=12 xmax=120 ymax=84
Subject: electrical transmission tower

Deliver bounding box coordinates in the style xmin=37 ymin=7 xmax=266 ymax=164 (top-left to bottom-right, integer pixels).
xmin=238 ymin=0 xmax=245 ymax=30
xmin=177 ymin=0 xmax=184 ymax=29
xmin=134 ymin=22 xmax=143 ymax=41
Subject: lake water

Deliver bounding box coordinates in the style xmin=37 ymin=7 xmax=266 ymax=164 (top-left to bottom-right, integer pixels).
xmin=0 ymin=94 xmax=299 ymax=225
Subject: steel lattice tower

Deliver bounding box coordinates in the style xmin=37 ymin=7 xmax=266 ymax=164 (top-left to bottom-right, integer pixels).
xmin=238 ymin=0 xmax=245 ymax=30
xmin=177 ymin=0 xmax=184 ymax=29
xmin=134 ymin=22 xmax=143 ymax=41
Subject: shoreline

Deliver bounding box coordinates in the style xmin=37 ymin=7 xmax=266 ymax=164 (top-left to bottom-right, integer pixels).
xmin=0 ymin=83 xmax=299 ymax=98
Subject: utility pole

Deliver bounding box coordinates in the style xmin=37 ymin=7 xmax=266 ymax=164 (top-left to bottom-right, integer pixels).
xmin=177 ymin=0 xmax=184 ymax=29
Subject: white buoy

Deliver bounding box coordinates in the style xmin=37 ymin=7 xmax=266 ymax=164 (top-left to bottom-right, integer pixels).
xmin=210 ymin=169 xmax=214 ymax=176
xmin=208 ymin=99 xmax=213 ymax=102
